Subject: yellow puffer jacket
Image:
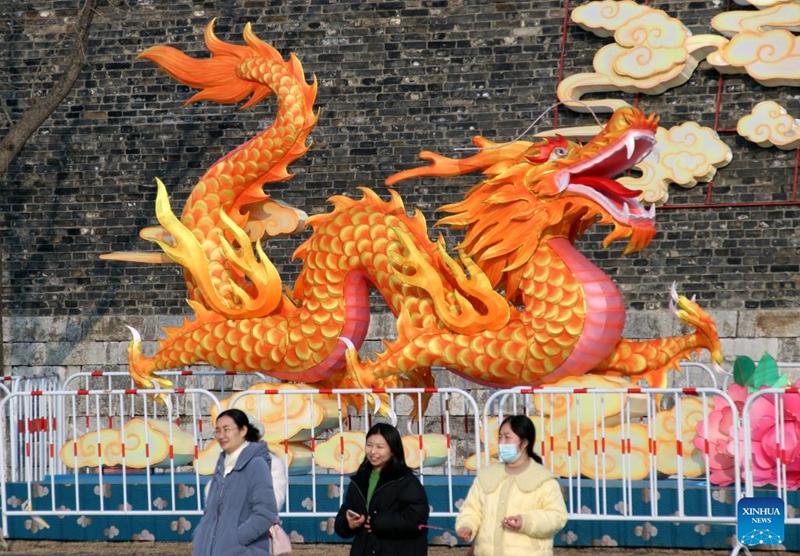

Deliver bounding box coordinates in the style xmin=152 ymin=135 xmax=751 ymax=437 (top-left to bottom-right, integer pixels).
xmin=455 ymin=461 xmax=568 ymax=556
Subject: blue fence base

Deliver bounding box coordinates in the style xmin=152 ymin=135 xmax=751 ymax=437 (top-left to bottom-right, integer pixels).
xmin=3 ymin=474 xmax=796 ymax=550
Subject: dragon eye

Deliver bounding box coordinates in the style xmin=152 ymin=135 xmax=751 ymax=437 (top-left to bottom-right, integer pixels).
xmin=549 ymin=147 xmax=569 ymax=160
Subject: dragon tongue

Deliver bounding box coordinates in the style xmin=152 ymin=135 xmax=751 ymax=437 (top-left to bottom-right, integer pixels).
xmin=578 ymin=176 xmax=642 ymax=198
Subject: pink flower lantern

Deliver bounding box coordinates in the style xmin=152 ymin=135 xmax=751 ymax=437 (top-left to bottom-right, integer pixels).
xmin=694 ymin=354 xmax=800 ymax=490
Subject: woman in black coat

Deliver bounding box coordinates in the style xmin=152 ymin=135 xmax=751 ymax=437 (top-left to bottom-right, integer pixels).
xmin=334 ymin=422 xmax=430 ymax=556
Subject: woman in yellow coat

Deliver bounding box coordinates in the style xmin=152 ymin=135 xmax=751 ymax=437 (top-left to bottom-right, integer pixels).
xmin=456 ymin=415 xmax=568 ymax=556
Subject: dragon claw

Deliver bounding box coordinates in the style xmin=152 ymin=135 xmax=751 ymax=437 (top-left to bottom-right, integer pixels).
xmin=126 ymin=325 xmax=174 ymax=405
xmin=369 ymin=394 xmax=399 ymax=425
xmin=343 ymin=349 xmax=431 ymax=417
xmin=674 ymin=294 xmax=706 ymax=328
xmin=670 ymin=286 xmax=724 ymax=365
xmin=343 ymin=348 xmax=367 ymax=389
xmin=151 ymin=383 xmax=173 ymax=410
xmin=344 ymin=350 xmax=393 ymax=412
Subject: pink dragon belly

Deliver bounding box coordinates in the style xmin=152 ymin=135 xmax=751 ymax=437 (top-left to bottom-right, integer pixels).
xmin=540 ymin=237 xmax=625 ymax=383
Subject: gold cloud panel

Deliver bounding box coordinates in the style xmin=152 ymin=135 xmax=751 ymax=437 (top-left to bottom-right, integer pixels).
xmin=559 ymin=0 xmax=727 ymax=112
xmin=707 ymin=29 xmax=800 ymax=87
xmin=737 ymin=101 xmax=800 ymax=150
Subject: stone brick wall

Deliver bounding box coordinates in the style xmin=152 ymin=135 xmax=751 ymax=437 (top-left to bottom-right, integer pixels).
xmin=2 ymin=1 xmax=799 ymax=382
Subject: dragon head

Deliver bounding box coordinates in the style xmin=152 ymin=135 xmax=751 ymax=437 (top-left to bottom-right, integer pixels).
xmin=434 ymin=107 xmax=659 ymax=299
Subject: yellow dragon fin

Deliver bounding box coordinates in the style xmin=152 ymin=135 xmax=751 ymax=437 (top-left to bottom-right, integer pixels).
xmin=389 ymin=226 xmax=510 ymax=334
xmin=150 ymin=178 xmax=286 ymax=319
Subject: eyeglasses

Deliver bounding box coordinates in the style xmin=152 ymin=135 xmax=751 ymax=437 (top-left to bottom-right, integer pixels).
xmin=214 ymin=426 xmax=239 ymax=437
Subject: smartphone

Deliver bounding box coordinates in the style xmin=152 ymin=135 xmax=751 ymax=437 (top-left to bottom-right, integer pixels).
xmin=347 ymin=509 xmax=361 ymax=518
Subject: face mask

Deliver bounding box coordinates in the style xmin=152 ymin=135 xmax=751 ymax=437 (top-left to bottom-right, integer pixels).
xmin=498 ymin=443 xmax=522 ymax=464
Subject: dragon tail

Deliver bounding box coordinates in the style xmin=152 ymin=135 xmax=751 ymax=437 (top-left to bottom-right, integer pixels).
xmin=138 ymin=19 xmax=295 ymax=109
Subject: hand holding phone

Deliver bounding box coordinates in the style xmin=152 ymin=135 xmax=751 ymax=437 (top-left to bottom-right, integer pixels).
xmin=346 ymin=508 xmax=365 ymax=529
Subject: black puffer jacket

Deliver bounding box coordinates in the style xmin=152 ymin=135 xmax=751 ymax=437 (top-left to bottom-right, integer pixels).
xmin=334 ymin=464 xmax=429 ymax=556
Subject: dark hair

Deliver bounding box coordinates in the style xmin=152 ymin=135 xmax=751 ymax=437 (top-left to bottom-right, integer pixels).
xmin=357 ymin=422 xmax=407 ymax=475
xmin=500 ymin=414 xmax=543 ymax=465
xmin=217 ymin=409 xmax=262 ymax=442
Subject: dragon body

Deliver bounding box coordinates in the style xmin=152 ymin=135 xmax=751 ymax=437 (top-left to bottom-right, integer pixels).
xmin=105 ymin=23 xmax=723 ymax=400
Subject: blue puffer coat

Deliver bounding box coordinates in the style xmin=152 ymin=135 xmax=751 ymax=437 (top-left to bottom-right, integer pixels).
xmin=192 ymin=442 xmax=279 ymax=556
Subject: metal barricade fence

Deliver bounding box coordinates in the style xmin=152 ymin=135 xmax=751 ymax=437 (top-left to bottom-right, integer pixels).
xmin=0 ymin=388 xmax=221 ymax=536
xmin=679 ymin=362 xmax=724 ymax=390
xmin=3 ymin=379 xmax=798 ymax=551
xmin=0 ymin=386 xmax=483 ymax=531
xmin=60 ymin=370 xmax=270 ymax=440
xmin=228 ymin=387 xmax=483 ymax=518
xmin=63 ymin=369 xmax=272 ymax=414
xmin=1 ymin=373 xmax=63 ymax=393
xmin=483 ymin=386 xmax=744 ymax=528
xmin=741 ymin=386 xmax=800 ymax=531
xmin=4 ymin=373 xmax=66 ymax=483
xmin=16 ymin=369 xmax=274 ymax=481
xmin=60 ymin=370 xmax=271 ymax=448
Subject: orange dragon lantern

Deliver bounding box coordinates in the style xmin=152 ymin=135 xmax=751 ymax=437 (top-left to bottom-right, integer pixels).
xmin=103 ymin=22 xmax=723 ymax=405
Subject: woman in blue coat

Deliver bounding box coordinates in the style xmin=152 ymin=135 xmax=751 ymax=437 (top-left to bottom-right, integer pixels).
xmin=193 ymin=409 xmax=279 ymax=556
xmin=334 ymin=422 xmax=430 ymax=556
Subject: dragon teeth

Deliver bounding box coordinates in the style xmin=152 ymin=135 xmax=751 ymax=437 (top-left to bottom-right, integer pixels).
xmin=556 ymin=173 xmax=569 ymax=192
xmin=625 ymin=135 xmax=636 ymax=160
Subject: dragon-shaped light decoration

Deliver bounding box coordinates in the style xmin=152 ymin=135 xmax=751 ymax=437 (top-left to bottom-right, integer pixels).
xmin=103 ymin=22 xmax=723 ymax=407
